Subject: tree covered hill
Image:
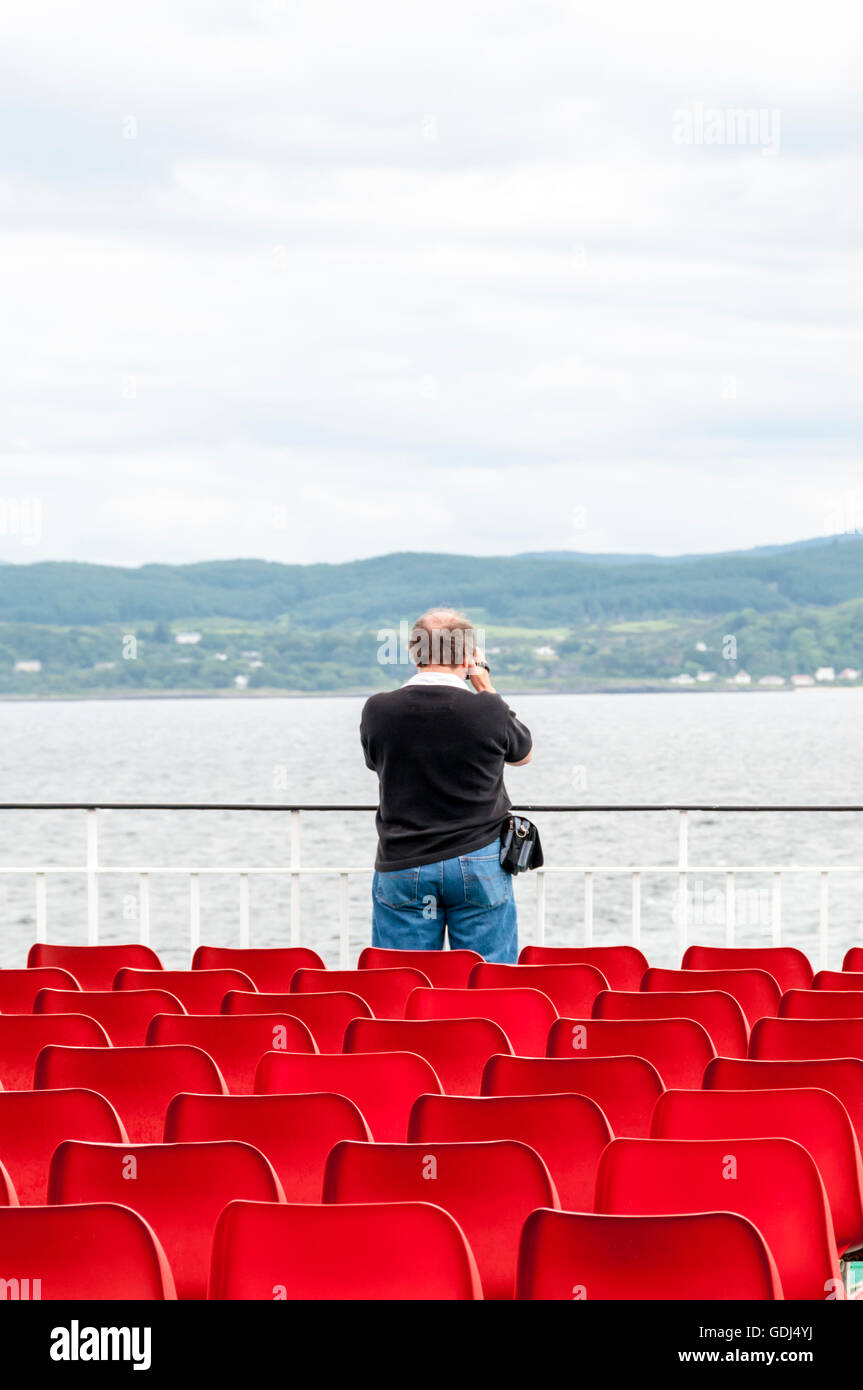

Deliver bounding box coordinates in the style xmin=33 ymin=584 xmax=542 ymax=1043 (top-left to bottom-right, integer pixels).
xmin=0 ymin=534 xmax=861 ymax=628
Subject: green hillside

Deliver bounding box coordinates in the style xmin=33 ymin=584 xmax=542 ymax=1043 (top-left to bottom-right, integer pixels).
xmin=0 ymin=536 xmax=861 ymax=695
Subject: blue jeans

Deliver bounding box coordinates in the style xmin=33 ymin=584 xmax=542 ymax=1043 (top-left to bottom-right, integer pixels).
xmin=371 ymin=838 xmax=518 ymax=964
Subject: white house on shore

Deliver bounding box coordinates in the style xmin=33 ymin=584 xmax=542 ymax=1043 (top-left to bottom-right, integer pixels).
xmin=791 ymin=674 xmax=815 ymax=687
xmin=840 ymin=668 xmax=861 ymax=680
xmin=14 ymin=659 xmax=42 ymax=673
xmin=728 ymin=670 xmax=751 ymax=685
xmin=815 ymin=666 xmax=836 ymax=682
xmin=671 ymin=672 xmax=696 ymax=685
xmin=758 ymin=675 xmax=786 ymax=687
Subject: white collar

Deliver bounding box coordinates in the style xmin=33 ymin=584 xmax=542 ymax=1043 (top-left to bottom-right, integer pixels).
xmin=404 ymin=672 xmax=471 ymax=691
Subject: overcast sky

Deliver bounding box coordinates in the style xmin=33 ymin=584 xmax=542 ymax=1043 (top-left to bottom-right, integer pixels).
xmin=1 ymin=0 xmax=861 ymax=567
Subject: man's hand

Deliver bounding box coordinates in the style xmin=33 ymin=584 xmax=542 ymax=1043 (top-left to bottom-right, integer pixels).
xmin=467 ymin=654 xmax=496 ymax=693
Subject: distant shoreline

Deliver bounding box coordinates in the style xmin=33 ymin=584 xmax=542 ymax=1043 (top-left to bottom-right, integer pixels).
xmin=1 ymin=683 xmax=856 ymax=704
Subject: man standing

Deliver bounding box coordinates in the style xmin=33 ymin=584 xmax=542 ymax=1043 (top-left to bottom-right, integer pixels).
xmin=360 ymin=608 xmax=533 ymax=963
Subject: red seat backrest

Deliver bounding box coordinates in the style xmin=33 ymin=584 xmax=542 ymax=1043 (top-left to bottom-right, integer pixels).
xmin=114 ymin=968 xmax=256 ymax=1014
xmin=191 ymin=946 xmax=324 ymax=992
xmin=409 ymin=1091 xmax=612 ymax=1211
xmin=291 ymin=968 xmax=431 ymax=1020
xmin=208 ymin=1199 xmax=482 ymax=1300
xmin=0 ymin=967 xmax=81 ymax=1012
xmin=780 ymin=990 xmax=863 ymax=1020
xmin=165 ymin=1091 xmax=371 ymax=1201
xmin=518 ymin=944 xmax=648 ymax=990
xmin=547 ymin=1015 xmax=715 ymax=1089
xmin=358 ymin=946 xmax=483 ymax=989
xmin=324 ymin=1138 xmax=558 ymax=1300
xmin=222 ymin=989 xmax=371 ymax=1051
xmin=516 ymin=1209 xmax=782 ymax=1300
xmin=652 ymin=1085 xmax=863 ymax=1253
xmin=596 ymin=1135 xmax=841 ymax=1299
xmin=682 ymin=944 xmax=813 ymax=992
xmin=344 ymin=1017 xmax=512 ymax=1095
xmin=705 ymin=1056 xmax=863 ymax=1155
xmin=49 ymin=1139 xmax=284 ymax=1299
xmin=0 ymin=1014 xmax=110 ymax=1091
xmin=815 ymin=970 xmax=863 ymax=991
xmin=27 ymin=943 xmax=163 ymax=991
xmin=406 ymin=986 xmax=558 ymax=1057
xmin=469 ymin=962 xmax=608 ymax=1017
xmin=0 ymin=1088 xmax=126 ymax=1205
xmin=35 ymin=988 xmax=186 ymax=1046
xmin=0 ymin=1203 xmax=176 ymax=1298
xmin=34 ymin=1044 xmax=227 ymax=1142
xmin=147 ymin=1013 xmax=317 ymax=1094
xmin=593 ymin=988 xmax=748 ymax=1058
xmin=750 ymin=1016 xmax=863 ymax=1062
xmin=643 ymin=966 xmax=781 ymax=1026
xmin=481 ymin=1053 xmax=663 ymax=1138
xmin=254 ymin=1049 xmax=443 ymax=1141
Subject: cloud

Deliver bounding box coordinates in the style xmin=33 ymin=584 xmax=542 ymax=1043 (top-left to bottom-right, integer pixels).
xmin=0 ymin=0 xmax=860 ymax=565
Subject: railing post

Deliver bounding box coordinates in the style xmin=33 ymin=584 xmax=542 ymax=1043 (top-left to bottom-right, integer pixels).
xmin=725 ymin=870 xmax=735 ymax=947
xmin=584 ymin=871 xmax=593 ymax=945
xmin=290 ymin=810 xmax=301 ymax=946
xmin=239 ymin=873 xmax=250 ymax=949
xmin=818 ymin=871 xmax=829 ymax=969
xmin=631 ymin=872 xmax=641 ymax=947
xmin=677 ymin=809 xmax=689 ymax=953
xmin=86 ymin=809 xmax=99 ymax=945
xmin=35 ymin=872 xmax=47 ymax=942
xmin=189 ymin=873 xmax=200 ymax=957
xmin=339 ymin=873 xmax=350 ymax=968
xmin=771 ymin=871 xmax=782 ymax=946
xmin=138 ymin=872 xmax=150 ymax=946
xmin=535 ymin=870 xmax=546 ymax=947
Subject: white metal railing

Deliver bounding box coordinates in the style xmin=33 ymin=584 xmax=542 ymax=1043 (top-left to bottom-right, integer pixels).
xmin=0 ymin=803 xmax=861 ymax=968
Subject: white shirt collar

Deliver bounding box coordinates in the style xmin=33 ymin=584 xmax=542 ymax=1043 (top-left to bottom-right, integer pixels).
xmin=404 ymin=672 xmax=471 ymax=691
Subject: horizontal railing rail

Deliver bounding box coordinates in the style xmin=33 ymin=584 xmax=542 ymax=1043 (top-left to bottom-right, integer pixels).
xmin=0 ymin=803 xmax=861 ymax=966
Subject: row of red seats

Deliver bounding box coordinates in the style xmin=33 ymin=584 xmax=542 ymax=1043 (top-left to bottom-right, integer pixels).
xmin=0 ymin=1086 xmax=847 ymax=1299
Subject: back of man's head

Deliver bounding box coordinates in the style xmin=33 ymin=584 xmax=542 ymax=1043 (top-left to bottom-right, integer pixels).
xmin=409 ymin=608 xmax=476 ymax=669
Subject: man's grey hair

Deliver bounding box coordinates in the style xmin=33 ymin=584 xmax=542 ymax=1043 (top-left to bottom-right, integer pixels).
xmin=409 ymin=608 xmax=477 ymax=668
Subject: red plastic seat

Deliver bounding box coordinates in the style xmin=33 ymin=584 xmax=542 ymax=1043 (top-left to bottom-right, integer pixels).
xmin=0 ymin=1089 xmax=126 ymax=1204
xmin=27 ymin=942 xmax=163 ymax=991
xmin=594 ymin=988 xmax=748 ymax=1058
xmin=596 ymin=1135 xmax=841 ymax=1300
xmin=815 ymin=970 xmax=863 ymax=991
xmin=406 ymin=986 xmax=558 ymax=1056
xmin=254 ymin=1050 xmax=443 ymax=1140
xmin=49 ymin=1140 xmax=284 ymax=1300
xmin=652 ymin=1086 xmax=863 ymax=1254
xmin=643 ymin=966 xmax=781 ymax=1027
xmin=780 ymin=990 xmax=863 ymax=1020
xmin=114 ymin=967 xmax=256 ymax=1014
xmin=750 ymin=1017 xmax=863 ymax=1061
xmin=547 ymin=1016 xmax=715 ymax=1089
xmin=843 ymin=948 xmax=863 ymax=972
xmin=409 ymin=1092 xmax=612 ymax=1211
xmin=682 ymin=944 xmax=813 ymax=992
xmin=222 ymin=989 xmax=371 ymax=1052
xmin=519 ymin=944 xmax=648 ymax=990
xmin=0 ymin=967 xmax=81 ymax=1012
xmin=165 ymin=1091 xmax=371 ymax=1201
xmin=0 ymin=1204 xmax=176 ymax=1298
xmin=516 ymin=1209 xmax=782 ymax=1301
xmin=358 ymin=946 xmax=483 ymax=989
xmin=0 ymin=1014 xmax=110 ymax=1091
xmin=35 ymin=1044 xmax=227 ymax=1142
xmin=469 ymin=961 xmax=608 ymax=1017
xmin=482 ymin=1054 xmax=663 ymax=1138
xmin=324 ymin=1138 xmax=558 ymax=1300
xmin=344 ymin=1017 xmax=513 ymax=1095
xmin=147 ymin=1013 xmax=317 ymax=1094
xmin=291 ymin=967 xmax=430 ymax=1020
xmin=34 ymin=988 xmax=186 ymax=1046
xmin=209 ymin=1199 xmax=482 ymax=1300
xmin=192 ymin=945 xmax=324 ymax=992
xmin=705 ymin=1057 xmax=863 ymax=1155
